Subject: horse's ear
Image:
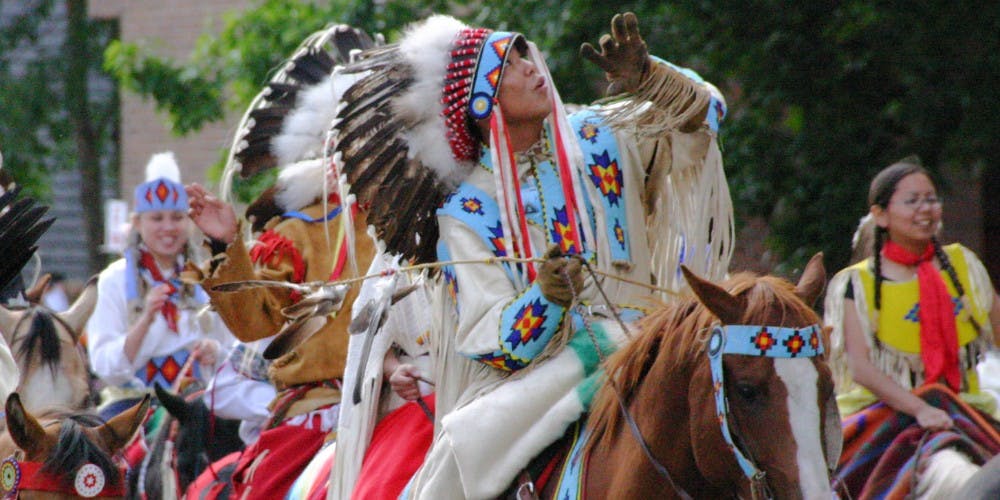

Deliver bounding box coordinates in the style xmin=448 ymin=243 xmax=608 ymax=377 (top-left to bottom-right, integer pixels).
xmin=154 ymin=383 xmax=190 ymax=423
xmin=681 ymin=265 xmax=742 ymax=324
xmin=794 ymin=253 xmax=826 ymax=307
xmin=99 ymin=394 xmax=151 ymax=453
xmin=58 ymin=275 xmax=98 ymax=340
xmin=5 ymin=393 xmax=48 ymax=456
xmin=23 ymin=273 xmax=51 ymax=305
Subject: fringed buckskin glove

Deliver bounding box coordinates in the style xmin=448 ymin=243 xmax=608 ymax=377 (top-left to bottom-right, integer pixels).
xmin=537 ymin=245 xmax=584 ymax=308
xmin=580 ymin=12 xmax=650 ymax=95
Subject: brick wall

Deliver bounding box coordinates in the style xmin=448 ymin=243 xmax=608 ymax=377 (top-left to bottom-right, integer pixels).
xmin=93 ymin=0 xmax=251 ymax=199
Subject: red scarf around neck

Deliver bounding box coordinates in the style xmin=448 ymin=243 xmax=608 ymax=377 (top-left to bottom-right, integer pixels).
xmin=139 ymin=250 xmax=180 ymax=332
xmin=881 ymin=240 xmax=961 ymax=391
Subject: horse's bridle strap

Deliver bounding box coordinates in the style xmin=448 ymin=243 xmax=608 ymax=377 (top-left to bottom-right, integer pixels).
xmin=1 ymin=458 xmax=126 ymax=497
xmin=708 ymin=324 xmax=823 ymax=484
xmin=712 ymin=324 xmax=824 ymax=358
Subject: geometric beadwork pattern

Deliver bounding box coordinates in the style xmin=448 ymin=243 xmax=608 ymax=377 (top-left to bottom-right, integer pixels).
xmin=136 ymin=349 xmax=200 ymax=388
xmin=707 ymin=323 xmax=824 ymax=480
xmin=905 ymin=297 xmax=964 ymax=323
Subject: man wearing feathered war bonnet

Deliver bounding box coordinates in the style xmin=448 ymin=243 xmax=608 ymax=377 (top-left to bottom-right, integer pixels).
xmin=330 ymin=12 xmax=734 ymax=498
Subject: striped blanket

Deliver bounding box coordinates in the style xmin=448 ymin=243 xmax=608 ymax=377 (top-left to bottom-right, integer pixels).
xmin=834 ymin=384 xmax=1000 ymax=499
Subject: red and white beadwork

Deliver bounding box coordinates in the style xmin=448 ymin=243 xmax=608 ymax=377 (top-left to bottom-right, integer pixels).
xmin=74 ymin=463 xmax=105 ymax=498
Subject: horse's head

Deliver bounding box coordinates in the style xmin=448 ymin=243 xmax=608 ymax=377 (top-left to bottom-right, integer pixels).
xmin=683 ymin=253 xmax=841 ymax=499
xmin=152 ymin=384 xmax=244 ymax=491
xmin=0 ymin=392 xmax=149 ymax=499
xmin=0 ymin=277 xmax=97 ymax=413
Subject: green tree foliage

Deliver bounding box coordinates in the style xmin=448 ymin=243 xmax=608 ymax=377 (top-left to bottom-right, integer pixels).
xmin=103 ymin=0 xmax=455 ymax=199
xmin=655 ymin=1 xmax=1000 ymax=275
xmin=106 ymin=0 xmax=1000 ymax=274
xmin=1 ymin=0 xmax=118 ymax=272
xmin=1 ymin=0 xmax=64 ymax=198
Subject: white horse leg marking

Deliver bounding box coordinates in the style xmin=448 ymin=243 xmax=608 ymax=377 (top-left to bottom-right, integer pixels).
xmin=774 ymin=358 xmax=832 ymax=499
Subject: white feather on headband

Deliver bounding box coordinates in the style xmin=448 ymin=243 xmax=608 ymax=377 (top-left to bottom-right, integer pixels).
xmin=144 ymin=151 xmax=182 ymax=183
xmin=275 ymin=158 xmax=328 ymax=212
xmin=273 ymin=70 xmax=364 ymax=168
xmin=392 ymin=15 xmax=469 ymax=184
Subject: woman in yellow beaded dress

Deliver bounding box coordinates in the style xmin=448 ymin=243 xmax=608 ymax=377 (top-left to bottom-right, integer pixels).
xmin=825 ymin=157 xmax=1000 ymax=498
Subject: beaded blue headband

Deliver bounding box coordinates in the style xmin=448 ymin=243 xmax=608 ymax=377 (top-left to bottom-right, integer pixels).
xmin=467 ymin=31 xmax=520 ymax=121
xmin=134 ymin=177 xmax=188 ymax=213
xmin=707 ymin=324 xmax=824 ymax=479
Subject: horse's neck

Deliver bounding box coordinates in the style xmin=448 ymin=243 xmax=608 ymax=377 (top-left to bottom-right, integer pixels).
xmin=587 ymin=357 xmax=711 ymax=497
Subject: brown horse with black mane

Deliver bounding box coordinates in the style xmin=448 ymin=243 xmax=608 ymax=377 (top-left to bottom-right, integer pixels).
xmin=528 ymin=253 xmax=840 ymax=499
xmin=0 ymin=392 xmax=148 ymax=499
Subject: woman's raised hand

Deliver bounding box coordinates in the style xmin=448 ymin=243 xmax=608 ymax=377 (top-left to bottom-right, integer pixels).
xmin=185 ymin=183 xmax=238 ymax=244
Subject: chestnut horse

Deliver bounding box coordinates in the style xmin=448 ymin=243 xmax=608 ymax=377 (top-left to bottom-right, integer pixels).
xmin=0 ymin=392 xmax=149 ymax=499
xmin=533 ymin=254 xmax=840 ymax=499
xmin=0 ymin=278 xmax=97 ymax=414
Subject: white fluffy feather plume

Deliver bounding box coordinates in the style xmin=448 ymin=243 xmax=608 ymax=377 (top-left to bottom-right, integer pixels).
xmin=393 ymin=14 xmax=469 ymax=182
xmin=144 ymin=151 xmax=182 ymax=183
xmin=273 ymin=70 xmax=364 ymax=167
xmin=275 ymin=158 xmax=327 ymax=212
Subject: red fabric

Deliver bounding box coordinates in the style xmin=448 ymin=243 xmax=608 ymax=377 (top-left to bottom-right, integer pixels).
xmin=328 ymin=232 xmax=348 ymax=282
xmin=535 ymin=448 xmax=564 ymax=493
xmin=226 ymin=417 xmax=327 ymax=498
xmin=489 ymin=108 xmax=537 ymax=281
xmin=250 ymin=230 xmax=306 ymax=300
xmin=353 ymin=395 xmax=436 ymax=500
xmin=187 ymin=416 xmax=329 ymax=499
xmin=881 ymin=241 xmax=961 ymax=390
xmin=139 ymin=250 xmax=180 ymax=332
xmin=184 ymin=450 xmax=240 ymax=499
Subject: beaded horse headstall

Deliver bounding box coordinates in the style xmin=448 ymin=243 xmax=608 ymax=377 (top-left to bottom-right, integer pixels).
xmin=707 ymin=324 xmax=824 ymax=488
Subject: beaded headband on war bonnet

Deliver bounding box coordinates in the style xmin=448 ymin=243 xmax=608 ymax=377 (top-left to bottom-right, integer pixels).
xmin=442 ymin=29 xmax=525 ymax=163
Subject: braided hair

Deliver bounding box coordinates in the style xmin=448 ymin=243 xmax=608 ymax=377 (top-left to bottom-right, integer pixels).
xmin=867 ymin=157 xmax=976 ymax=332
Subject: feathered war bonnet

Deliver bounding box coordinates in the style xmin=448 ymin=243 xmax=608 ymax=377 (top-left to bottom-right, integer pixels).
xmin=219 ymin=25 xmax=378 ymax=232
xmin=134 ymin=152 xmax=188 ymax=213
xmin=333 ymin=15 xmax=583 ymax=267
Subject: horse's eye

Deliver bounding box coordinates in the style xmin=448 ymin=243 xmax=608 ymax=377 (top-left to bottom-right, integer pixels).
xmin=734 ymin=383 xmax=760 ymax=402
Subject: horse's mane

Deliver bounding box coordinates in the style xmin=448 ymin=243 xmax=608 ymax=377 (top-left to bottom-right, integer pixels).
xmin=587 ymin=271 xmax=820 ymax=450
xmin=41 ymin=412 xmax=122 ymax=489
xmin=14 ymin=307 xmax=63 ymax=375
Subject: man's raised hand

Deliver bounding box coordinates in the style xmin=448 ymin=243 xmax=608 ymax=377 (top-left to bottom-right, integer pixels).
xmin=580 ymin=12 xmax=650 ymax=95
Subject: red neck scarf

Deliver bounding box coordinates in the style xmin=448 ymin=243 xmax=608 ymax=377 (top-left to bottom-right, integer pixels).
xmin=139 ymin=250 xmax=180 ymax=332
xmin=881 ymin=240 xmax=961 ymax=391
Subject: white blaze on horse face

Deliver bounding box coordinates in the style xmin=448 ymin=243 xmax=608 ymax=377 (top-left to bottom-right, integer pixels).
xmin=20 ymin=368 xmax=77 ymax=413
xmin=774 ymin=358 xmax=833 ymax=499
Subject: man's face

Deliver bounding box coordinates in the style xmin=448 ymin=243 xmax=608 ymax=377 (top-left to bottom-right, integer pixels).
xmin=496 ymin=49 xmax=552 ymax=125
